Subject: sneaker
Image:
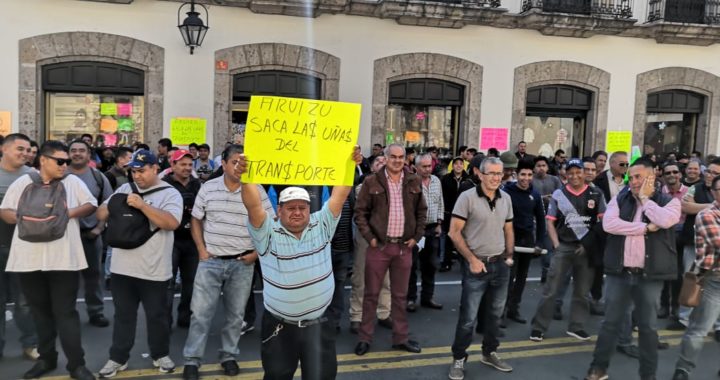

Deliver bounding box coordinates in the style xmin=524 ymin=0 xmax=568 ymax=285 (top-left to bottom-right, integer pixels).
xmin=448 ymin=358 xmax=465 ymax=380
xmin=479 ymin=352 xmax=512 ymax=372
xmin=584 ymin=367 xmax=608 ymax=380
xmin=530 ymin=329 xmax=544 ymax=342
xmin=240 ymin=321 xmax=255 ymax=336
xmin=23 ymin=347 xmax=40 ymax=361
xmin=567 ymin=330 xmax=591 ymax=341
xmin=98 ymin=360 xmax=127 ymax=378
xmin=671 ymin=369 xmax=689 ymax=380
xmin=152 ymin=356 xmax=175 ymax=373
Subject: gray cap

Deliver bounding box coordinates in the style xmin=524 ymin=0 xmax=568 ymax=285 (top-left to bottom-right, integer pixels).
xmin=499 ymin=151 xmax=518 ymax=169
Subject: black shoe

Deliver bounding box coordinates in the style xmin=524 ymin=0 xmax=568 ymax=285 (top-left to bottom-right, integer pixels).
xmin=506 ymin=312 xmax=527 ymax=324
xmin=499 ymin=318 xmax=507 ymax=329
xmin=378 ymin=317 xmax=393 ymax=329
xmin=438 ymin=264 xmax=451 ymax=273
xmin=23 ymin=360 xmax=57 ymax=379
xmin=349 ymin=321 xmax=360 ymax=334
xmin=715 ymin=330 xmax=720 ymax=343
xmin=221 ymin=360 xmax=240 ymax=376
xmin=553 ymin=305 xmax=563 ymax=321
xmin=355 ymin=342 xmax=370 ymax=356
xmin=496 ymin=329 xmax=506 ymax=338
xmin=667 ymin=320 xmax=687 ymax=331
xmin=671 ymin=369 xmax=689 ymax=380
xmin=70 ymin=366 xmax=95 ymax=380
xmin=392 ymin=340 xmax=421 ymax=353
xmin=657 ymin=306 xmax=670 ymax=319
xmin=183 ymin=364 xmax=199 ymax=380
xmin=177 ymin=319 xmax=190 ymax=328
xmin=89 ymin=314 xmax=110 ymax=327
xmin=421 ymin=300 xmax=443 ymax=310
xmin=658 ymin=341 xmax=670 ymax=350
xmin=616 ymin=345 xmax=640 ymax=359
xmin=406 ymin=301 xmax=417 ymax=312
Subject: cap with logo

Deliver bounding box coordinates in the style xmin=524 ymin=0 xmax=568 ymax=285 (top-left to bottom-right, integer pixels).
xmin=170 ymin=149 xmax=193 ymax=163
xmin=566 ymin=158 xmax=583 ymax=170
xmin=278 ymin=187 xmax=311 ymax=204
xmin=128 ymin=149 xmax=158 ymax=169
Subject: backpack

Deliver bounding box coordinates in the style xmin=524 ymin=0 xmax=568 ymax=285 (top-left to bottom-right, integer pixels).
xmin=16 ymin=172 xmax=70 ymax=243
xmin=105 ymin=183 xmax=171 ymax=249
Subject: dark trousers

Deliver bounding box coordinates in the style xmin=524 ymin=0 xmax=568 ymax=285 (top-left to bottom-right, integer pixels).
xmin=408 ymin=225 xmax=440 ymax=303
xmin=590 ymin=265 xmax=603 ymax=301
xmin=261 ymin=312 xmax=337 ymax=380
xmin=18 ymin=271 xmax=85 ymax=371
xmin=506 ymin=232 xmax=535 ymax=315
xmin=359 ymin=242 xmax=413 ymax=345
xmin=80 ymin=233 xmax=105 ymax=317
xmin=440 ymin=217 xmax=457 ymax=268
xmin=661 ymin=234 xmax=685 ymax=315
xmin=167 ymin=239 xmax=198 ymax=326
xmin=244 ymin=263 xmax=263 ymax=326
xmin=110 ymin=273 xmax=170 ymax=363
xmin=327 ymin=250 xmax=350 ymax=328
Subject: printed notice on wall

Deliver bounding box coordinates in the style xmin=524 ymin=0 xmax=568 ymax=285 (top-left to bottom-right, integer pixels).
xmin=243 ymin=96 xmax=361 ymax=186
xmin=0 ymin=111 xmax=11 ymax=136
xmin=170 ymin=118 xmax=207 ymax=145
xmin=606 ymin=131 xmax=632 ymax=154
xmin=480 ymin=128 xmax=509 ymax=151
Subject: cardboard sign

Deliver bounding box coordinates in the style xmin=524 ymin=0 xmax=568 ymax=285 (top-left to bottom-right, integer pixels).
xmin=480 ymin=128 xmax=509 ymax=151
xmin=243 ymin=96 xmax=361 ymax=186
xmin=100 ymin=103 xmax=117 ymax=116
xmin=606 ymin=131 xmax=632 ymax=154
xmin=0 ymin=111 xmax=11 ymax=136
xmin=170 ymin=118 xmax=206 ymax=145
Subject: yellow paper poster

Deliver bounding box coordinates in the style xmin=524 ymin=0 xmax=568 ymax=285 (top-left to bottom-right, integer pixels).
xmin=243 ymin=96 xmax=361 ymax=186
xmin=170 ymin=118 xmax=206 ymax=145
xmin=606 ymin=131 xmax=632 ymax=154
xmin=100 ymin=103 xmax=117 ymax=116
xmin=0 ymin=111 xmax=10 ymax=136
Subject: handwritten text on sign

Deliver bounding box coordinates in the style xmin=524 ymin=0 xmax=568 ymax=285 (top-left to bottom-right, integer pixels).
xmin=243 ymin=96 xmax=361 ymax=186
xmin=480 ymin=128 xmax=509 ymax=151
xmin=170 ymin=118 xmax=206 ymax=145
xmin=606 ymin=131 xmax=632 ymax=154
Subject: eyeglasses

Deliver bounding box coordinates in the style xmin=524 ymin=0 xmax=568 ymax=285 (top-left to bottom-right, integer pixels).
xmin=618 ymin=162 xmax=629 ymax=167
xmin=42 ymin=155 xmax=71 ymax=166
xmin=664 ymin=170 xmax=680 ymax=175
xmin=708 ymin=171 xmax=720 ymax=177
xmin=482 ymin=172 xmax=503 ymax=177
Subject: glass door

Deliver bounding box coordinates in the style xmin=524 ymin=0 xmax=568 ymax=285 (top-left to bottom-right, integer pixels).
xmin=523 ymin=113 xmax=586 ymax=158
xmin=644 ymin=112 xmax=697 ymax=156
xmin=386 ymin=104 xmax=459 ymax=157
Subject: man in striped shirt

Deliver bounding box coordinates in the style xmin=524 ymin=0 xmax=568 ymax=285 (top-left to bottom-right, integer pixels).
xmin=239 ymin=147 xmax=363 ymax=380
xmin=181 ymin=145 xmax=274 ymax=380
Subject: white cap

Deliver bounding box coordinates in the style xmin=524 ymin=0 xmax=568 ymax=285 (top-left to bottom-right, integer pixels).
xmin=278 ymin=187 xmax=311 ymax=204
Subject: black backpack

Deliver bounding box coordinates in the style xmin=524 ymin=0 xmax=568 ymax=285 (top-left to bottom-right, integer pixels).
xmin=105 ymin=183 xmax=171 ymax=249
xmin=16 ymin=172 xmax=70 ymax=243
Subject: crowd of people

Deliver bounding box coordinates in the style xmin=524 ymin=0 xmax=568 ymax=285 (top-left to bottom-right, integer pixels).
xmin=0 ymin=133 xmax=718 ymax=380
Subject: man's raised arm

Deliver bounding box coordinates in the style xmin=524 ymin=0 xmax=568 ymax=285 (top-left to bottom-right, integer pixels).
xmin=327 ymin=146 xmax=363 ymax=217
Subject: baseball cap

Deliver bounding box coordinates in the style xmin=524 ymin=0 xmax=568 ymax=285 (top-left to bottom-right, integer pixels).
xmin=499 ymin=151 xmax=518 ymax=169
xmin=128 ymin=149 xmax=157 ymax=169
xmin=278 ymin=187 xmax=311 ymax=204
xmin=451 ymin=156 xmax=464 ymax=165
xmin=566 ymin=158 xmax=583 ymax=170
xmin=170 ymin=149 xmax=193 ymax=163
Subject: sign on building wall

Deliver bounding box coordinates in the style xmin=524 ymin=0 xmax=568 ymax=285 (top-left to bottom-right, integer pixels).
xmin=606 ymin=131 xmax=632 ymax=154
xmin=243 ymin=96 xmax=361 ymax=186
xmin=480 ymin=127 xmax=509 ymax=151
xmin=170 ymin=118 xmax=207 ymax=145
xmin=0 ymin=111 xmax=11 ymax=136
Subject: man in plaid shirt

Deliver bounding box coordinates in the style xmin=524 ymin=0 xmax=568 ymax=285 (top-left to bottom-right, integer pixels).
xmin=672 ymin=175 xmax=720 ymax=380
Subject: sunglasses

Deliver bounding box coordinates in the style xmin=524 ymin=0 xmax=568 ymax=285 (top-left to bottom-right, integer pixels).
xmin=664 ymin=170 xmax=680 ymax=175
xmin=43 ymin=154 xmax=71 ymax=166
xmin=618 ymin=162 xmax=629 ymax=167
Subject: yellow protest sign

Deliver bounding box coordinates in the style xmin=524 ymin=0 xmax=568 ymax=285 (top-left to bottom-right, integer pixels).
xmin=0 ymin=111 xmax=10 ymax=136
xmin=243 ymin=96 xmax=361 ymax=186
xmin=170 ymin=118 xmax=206 ymax=145
xmin=606 ymin=131 xmax=632 ymax=154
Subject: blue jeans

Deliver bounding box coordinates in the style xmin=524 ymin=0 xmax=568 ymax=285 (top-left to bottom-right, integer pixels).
xmin=676 ymin=274 xmax=720 ymax=374
xmin=0 ymin=246 xmax=37 ymax=354
xmin=590 ymin=272 xmax=663 ymax=378
xmin=183 ymin=258 xmax=254 ymax=366
xmin=451 ymin=259 xmax=510 ymax=359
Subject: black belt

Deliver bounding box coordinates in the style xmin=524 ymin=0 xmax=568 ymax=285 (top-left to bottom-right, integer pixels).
xmin=623 ymin=267 xmax=643 ymax=274
xmin=270 ymin=312 xmax=327 ymax=328
xmin=479 ymin=255 xmax=501 ymax=263
xmin=210 ymin=250 xmax=254 ymax=260
xmin=386 ymin=237 xmax=403 ymax=244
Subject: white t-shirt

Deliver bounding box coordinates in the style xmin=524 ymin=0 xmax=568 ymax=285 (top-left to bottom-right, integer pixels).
xmin=0 ymin=174 xmax=97 ymax=272
xmin=105 ymin=182 xmax=183 ymax=281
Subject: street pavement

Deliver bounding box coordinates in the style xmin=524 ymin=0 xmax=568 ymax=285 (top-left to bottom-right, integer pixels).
xmin=1 ymin=259 xmax=719 ymax=380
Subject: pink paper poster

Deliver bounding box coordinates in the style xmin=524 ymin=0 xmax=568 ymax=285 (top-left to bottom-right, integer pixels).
xmin=103 ymin=134 xmax=117 ymax=146
xmin=117 ymin=103 xmax=132 ymax=116
xmin=480 ymin=128 xmax=509 ymax=151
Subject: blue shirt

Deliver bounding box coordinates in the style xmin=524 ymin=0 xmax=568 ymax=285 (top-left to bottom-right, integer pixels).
xmin=249 ymin=203 xmax=340 ymax=321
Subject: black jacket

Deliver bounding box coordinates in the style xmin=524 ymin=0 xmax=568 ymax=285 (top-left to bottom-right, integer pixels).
xmin=162 ymin=173 xmax=202 ymax=240
xmin=603 ymin=187 xmax=678 ymax=280
xmin=440 ymin=171 xmax=469 ymax=229
xmin=593 ymin=170 xmax=612 ymax=203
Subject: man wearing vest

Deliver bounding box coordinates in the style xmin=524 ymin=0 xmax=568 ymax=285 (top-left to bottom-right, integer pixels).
xmin=672 ymin=158 xmax=720 ymax=330
xmin=530 ymin=158 xmax=606 ymax=343
xmin=584 ymin=158 xmax=680 ymax=380
xmin=238 ymin=147 xmax=363 ymax=379
xmin=182 ymin=145 xmax=274 ymax=380
xmin=96 ymin=150 xmax=183 ymax=378
xmin=161 ymin=149 xmax=201 ymax=329
xmin=0 ymin=140 xmax=97 ymax=380
xmin=67 ymin=139 xmax=113 ymax=328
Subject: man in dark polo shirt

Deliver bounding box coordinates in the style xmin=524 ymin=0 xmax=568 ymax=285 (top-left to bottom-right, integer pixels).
xmin=530 ymin=158 xmax=606 ymax=343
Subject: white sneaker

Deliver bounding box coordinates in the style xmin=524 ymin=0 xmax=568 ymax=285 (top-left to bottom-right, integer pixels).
xmin=98 ymin=359 xmax=127 ymax=378
xmin=448 ymin=358 xmax=465 ymax=380
xmin=152 ymin=356 xmax=175 ymax=373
